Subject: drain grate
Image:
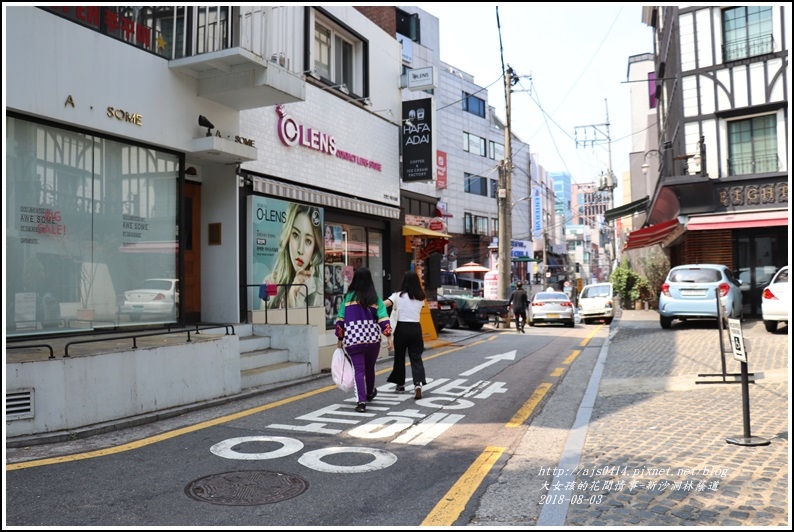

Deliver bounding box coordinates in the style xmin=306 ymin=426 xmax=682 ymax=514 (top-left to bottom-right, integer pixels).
xmin=185 ymin=470 xmax=309 ymax=506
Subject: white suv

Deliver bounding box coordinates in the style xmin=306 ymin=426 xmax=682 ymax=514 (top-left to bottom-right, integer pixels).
xmin=761 ymin=266 xmax=789 ymax=333
xmin=578 ymin=282 xmax=616 ymax=325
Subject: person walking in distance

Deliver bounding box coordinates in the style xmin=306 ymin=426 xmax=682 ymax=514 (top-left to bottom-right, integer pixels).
xmin=336 ymin=268 xmax=393 ymax=412
xmin=384 ymin=270 xmax=427 ymax=399
xmin=509 ymin=281 xmax=529 ymax=333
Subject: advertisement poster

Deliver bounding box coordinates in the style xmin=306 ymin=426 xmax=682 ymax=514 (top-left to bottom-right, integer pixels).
xmin=250 ymin=196 xmax=324 ymax=309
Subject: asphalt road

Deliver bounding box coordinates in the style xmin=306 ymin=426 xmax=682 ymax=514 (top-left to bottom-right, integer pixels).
xmin=5 ymin=323 xmax=605 ymax=527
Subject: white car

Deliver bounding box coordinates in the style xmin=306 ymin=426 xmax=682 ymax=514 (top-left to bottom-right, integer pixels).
xmin=577 ymin=282 xmax=617 ymax=325
xmin=121 ymin=278 xmax=179 ymax=321
xmin=761 ymin=266 xmax=789 ymax=333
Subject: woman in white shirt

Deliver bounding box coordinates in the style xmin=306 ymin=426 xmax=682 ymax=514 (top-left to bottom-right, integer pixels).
xmin=384 ymin=270 xmax=427 ymax=399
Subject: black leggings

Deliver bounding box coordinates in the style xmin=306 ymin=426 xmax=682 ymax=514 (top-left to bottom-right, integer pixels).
xmin=387 ymin=322 xmax=426 ymax=386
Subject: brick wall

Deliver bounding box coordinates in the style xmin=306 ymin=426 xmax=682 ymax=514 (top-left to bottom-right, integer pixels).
xmin=355 ymin=6 xmax=395 ymax=35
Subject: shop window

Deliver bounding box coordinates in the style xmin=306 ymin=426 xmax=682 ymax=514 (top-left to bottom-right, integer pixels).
xmin=722 ymin=6 xmax=773 ymax=62
xmin=6 ymin=116 xmax=179 ymax=337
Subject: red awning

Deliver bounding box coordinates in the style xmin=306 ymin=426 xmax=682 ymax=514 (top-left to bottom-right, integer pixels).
xmin=623 ymin=219 xmax=681 ymax=251
xmin=686 ymin=210 xmax=788 ymax=231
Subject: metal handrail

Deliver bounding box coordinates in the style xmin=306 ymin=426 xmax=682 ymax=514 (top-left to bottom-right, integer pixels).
xmin=6 ymin=344 xmax=55 ymax=359
xmin=64 ymin=323 xmax=235 ymax=358
xmin=247 ymin=283 xmax=310 ymax=325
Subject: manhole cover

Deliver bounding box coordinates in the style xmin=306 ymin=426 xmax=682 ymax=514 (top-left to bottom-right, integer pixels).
xmin=185 ymin=470 xmax=309 ymax=506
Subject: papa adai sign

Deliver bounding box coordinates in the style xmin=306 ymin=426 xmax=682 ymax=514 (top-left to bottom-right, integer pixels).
xmin=401 ymin=98 xmax=434 ymax=182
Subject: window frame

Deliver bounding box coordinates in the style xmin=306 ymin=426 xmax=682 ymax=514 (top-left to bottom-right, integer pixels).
xmin=722 ymin=6 xmax=774 ymax=62
xmin=462 ymin=91 xmax=486 ymax=118
xmin=727 ymin=114 xmax=778 ymax=176
xmin=312 ymin=10 xmax=365 ymax=97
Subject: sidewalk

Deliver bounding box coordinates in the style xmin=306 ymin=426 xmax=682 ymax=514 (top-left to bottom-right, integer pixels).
xmin=474 ymin=309 xmax=790 ymax=527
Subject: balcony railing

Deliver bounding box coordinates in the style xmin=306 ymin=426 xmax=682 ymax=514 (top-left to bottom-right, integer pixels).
xmin=727 ymin=154 xmax=780 ymax=176
xmin=723 ymin=34 xmax=775 ymax=63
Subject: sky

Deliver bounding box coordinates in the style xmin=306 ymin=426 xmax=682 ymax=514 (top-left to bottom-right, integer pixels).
xmin=414 ymin=3 xmax=654 ymax=189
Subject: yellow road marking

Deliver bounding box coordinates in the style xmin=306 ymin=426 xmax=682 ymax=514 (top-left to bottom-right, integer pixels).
xmin=563 ymin=349 xmax=580 ymax=365
xmin=550 ymin=367 xmax=565 ymax=377
xmin=422 ymin=446 xmax=506 ymax=526
xmin=505 ymin=382 xmax=552 ymax=428
xmin=579 ymin=324 xmax=601 ymax=346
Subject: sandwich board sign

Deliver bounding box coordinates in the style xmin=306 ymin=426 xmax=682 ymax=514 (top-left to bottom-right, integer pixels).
xmin=727 ymin=318 xmax=747 ymax=363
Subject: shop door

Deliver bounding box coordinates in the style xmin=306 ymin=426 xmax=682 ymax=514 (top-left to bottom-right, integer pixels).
xmin=736 ymin=232 xmax=785 ymax=317
xmin=184 ymin=181 xmax=201 ymax=322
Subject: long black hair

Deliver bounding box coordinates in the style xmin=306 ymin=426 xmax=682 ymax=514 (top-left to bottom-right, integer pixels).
xmin=347 ymin=267 xmax=378 ymax=307
xmin=399 ymin=270 xmax=426 ymax=301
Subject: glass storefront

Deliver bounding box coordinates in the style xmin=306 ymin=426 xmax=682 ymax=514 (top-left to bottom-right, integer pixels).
xmin=323 ymin=223 xmax=383 ymax=327
xmin=6 ymin=116 xmax=180 ymax=337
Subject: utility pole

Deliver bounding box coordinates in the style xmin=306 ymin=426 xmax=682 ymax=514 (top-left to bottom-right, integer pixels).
xmin=498 ymin=66 xmax=516 ymax=300
xmin=575 ymin=99 xmax=616 ymax=276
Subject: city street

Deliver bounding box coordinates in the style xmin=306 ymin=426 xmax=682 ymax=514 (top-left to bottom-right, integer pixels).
xmin=5 ymin=311 xmax=789 ymax=527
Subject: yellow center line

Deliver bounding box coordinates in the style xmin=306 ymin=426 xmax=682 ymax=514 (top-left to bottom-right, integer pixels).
xmin=579 ymin=324 xmax=601 ymax=347
xmin=422 ymin=446 xmax=506 ymax=526
xmin=550 ymin=367 xmax=565 ymax=377
xmin=505 ymin=382 xmax=552 ymax=428
xmin=563 ymin=349 xmax=581 ymax=365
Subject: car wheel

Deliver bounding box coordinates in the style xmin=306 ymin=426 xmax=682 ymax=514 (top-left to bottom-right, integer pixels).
xmin=528 ymin=319 xmax=535 ymax=327
xmin=583 ymin=318 xmax=591 ymax=324
xmin=605 ymin=318 xmax=613 ymax=325
xmin=566 ymin=320 xmax=575 ymax=328
xmin=764 ymin=320 xmax=777 ymax=333
xmin=466 ymin=321 xmax=484 ymax=330
xmin=660 ymin=316 xmax=672 ymax=329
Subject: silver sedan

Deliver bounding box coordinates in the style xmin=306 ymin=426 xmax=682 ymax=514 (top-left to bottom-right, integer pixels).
xmin=528 ymin=290 xmax=575 ymax=328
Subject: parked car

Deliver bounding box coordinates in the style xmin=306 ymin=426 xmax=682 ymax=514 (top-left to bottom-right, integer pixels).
xmin=658 ymin=264 xmax=742 ymax=329
xmin=431 ymin=295 xmax=459 ymax=331
xmin=528 ymin=290 xmax=575 ymax=328
xmin=761 ymin=265 xmax=789 ymax=333
xmin=577 ymin=282 xmax=617 ymax=324
xmin=121 ymin=278 xmax=179 ymax=321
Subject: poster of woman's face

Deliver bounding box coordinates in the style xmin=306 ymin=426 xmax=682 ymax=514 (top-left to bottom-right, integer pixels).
xmin=324 ymin=265 xmax=334 ymax=293
xmin=324 ymin=294 xmax=335 ymax=325
xmin=333 ymin=265 xmax=344 ymax=293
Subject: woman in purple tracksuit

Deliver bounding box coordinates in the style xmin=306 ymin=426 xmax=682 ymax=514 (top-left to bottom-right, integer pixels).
xmin=336 ymin=268 xmax=393 ymax=412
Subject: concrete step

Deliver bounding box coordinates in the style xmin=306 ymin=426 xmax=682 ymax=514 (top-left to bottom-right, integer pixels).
xmin=240 ymin=360 xmax=313 ymax=389
xmin=238 ymin=334 xmax=272 ymax=354
xmin=240 ymin=347 xmax=289 ymax=371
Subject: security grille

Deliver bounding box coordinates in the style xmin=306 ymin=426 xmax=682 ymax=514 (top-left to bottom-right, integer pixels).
xmin=6 ymin=389 xmax=34 ymax=421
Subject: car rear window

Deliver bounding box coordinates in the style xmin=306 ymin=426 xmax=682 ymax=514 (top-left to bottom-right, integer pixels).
xmin=536 ymin=293 xmax=570 ymax=301
xmin=583 ymin=285 xmax=610 ymax=298
xmin=669 ymin=268 xmax=721 ymax=283
xmin=140 ymin=280 xmax=173 ymax=290
xmin=773 ymin=269 xmax=788 ymax=284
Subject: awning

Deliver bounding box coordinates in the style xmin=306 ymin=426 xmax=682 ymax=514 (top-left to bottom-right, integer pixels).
xmin=402 ymin=225 xmax=451 ymax=239
xmin=511 ymin=256 xmax=539 ymax=263
xmin=605 ymin=196 xmax=650 ymax=222
xmin=687 ymin=210 xmax=789 ymax=231
xmin=623 ymin=219 xmax=682 ymax=251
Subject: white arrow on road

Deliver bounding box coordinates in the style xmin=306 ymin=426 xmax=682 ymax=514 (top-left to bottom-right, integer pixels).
xmin=459 ymin=350 xmax=517 ymax=376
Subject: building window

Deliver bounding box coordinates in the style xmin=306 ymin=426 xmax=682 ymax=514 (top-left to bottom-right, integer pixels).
xmin=489 ymin=179 xmax=498 ymax=199
xmin=313 ymin=11 xmax=364 ymax=95
xmin=491 ymin=217 xmax=499 ymax=237
xmin=396 ymin=8 xmax=420 ymax=43
xmin=463 ymin=132 xmax=486 ymax=156
xmin=462 ymin=92 xmax=486 ymax=118
xmin=489 ymin=140 xmax=504 ymax=161
xmin=464 ymin=172 xmax=488 ymax=197
xmin=464 ymin=212 xmax=473 ymax=234
xmin=722 ymin=6 xmax=773 ymax=62
xmin=474 ymin=216 xmax=488 ymax=235
xmin=727 ymin=115 xmax=778 ymax=176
